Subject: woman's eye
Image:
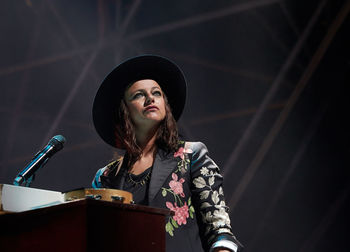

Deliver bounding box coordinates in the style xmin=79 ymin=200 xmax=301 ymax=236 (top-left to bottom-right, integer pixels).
xmin=133 ymin=93 xmax=144 ymax=99
xmin=153 ymin=91 xmax=162 ymax=96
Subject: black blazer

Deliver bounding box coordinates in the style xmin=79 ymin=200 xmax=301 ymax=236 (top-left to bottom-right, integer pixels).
xmin=92 ymin=141 xmax=242 ymax=252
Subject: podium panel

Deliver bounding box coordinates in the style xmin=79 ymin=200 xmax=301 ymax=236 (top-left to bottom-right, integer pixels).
xmin=0 ymin=199 xmax=170 ymax=252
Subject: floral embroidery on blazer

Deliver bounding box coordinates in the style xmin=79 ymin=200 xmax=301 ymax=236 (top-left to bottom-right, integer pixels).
xmin=92 ymin=141 xmax=242 ymax=252
xmin=162 ymin=144 xmax=195 ymax=236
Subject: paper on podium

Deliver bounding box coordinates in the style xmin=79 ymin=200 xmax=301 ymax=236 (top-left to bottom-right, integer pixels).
xmin=0 ymin=184 xmax=134 ymax=213
xmin=0 ymin=184 xmax=64 ymax=212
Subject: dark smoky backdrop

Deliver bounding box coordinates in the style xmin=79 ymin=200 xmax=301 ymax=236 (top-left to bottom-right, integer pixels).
xmin=1 ymin=0 xmax=349 ymax=251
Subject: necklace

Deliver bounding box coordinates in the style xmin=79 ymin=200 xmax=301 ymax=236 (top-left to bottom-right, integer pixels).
xmin=127 ymin=168 xmax=152 ymax=187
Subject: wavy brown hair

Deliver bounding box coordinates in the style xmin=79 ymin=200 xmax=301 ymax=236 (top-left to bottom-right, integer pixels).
xmin=115 ymin=93 xmax=179 ymax=166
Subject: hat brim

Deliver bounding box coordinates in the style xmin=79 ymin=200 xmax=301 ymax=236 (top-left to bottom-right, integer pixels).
xmin=92 ymin=55 xmax=187 ymax=148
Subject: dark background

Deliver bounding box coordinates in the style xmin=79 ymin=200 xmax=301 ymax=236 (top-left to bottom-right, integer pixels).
xmin=1 ymin=0 xmax=349 ymax=251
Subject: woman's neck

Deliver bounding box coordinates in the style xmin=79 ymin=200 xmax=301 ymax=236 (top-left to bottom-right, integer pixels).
xmin=129 ymin=127 xmax=158 ymax=174
xmin=135 ymin=125 xmax=158 ymax=156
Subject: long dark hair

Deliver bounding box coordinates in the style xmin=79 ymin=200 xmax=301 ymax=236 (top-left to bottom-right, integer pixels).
xmin=115 ymin=93 xmax=179 ymax=166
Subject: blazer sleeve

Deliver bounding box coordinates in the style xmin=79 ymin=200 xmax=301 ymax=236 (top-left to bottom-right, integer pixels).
xmin=189 ymin=142 xmax=243 ymax=251
xmin=91 ymin=160 xmax=119 ymax=189
xmin=92 ymin=166 xmax=107 ymax=188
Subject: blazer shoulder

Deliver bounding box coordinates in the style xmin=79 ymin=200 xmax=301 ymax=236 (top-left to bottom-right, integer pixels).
xmin=184 ymin=141 xmax=208 ymax=153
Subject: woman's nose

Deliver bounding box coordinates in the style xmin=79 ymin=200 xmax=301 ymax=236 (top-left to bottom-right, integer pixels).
xmin=145 ymin=94 xmax=154 ymax=105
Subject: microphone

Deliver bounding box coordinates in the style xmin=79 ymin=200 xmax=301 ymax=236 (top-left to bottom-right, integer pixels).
xmin=13 ymin=135 xmax=66 ymax=187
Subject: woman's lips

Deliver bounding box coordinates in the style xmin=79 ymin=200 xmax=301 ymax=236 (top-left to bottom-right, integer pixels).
xmin=144 ymin=105 xmax=158 ymax=112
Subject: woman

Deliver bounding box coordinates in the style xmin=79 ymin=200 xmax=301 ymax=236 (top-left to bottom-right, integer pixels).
xmin=92 ymin=55 xmax=242 ymax=252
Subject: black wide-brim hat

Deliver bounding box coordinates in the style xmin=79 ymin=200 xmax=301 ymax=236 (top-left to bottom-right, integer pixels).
xmin=93 ymin=55 xmax=187 ymax=148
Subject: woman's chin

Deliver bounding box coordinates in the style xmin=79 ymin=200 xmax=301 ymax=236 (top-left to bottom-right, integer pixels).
xmin=135 ymin=117 xmax=163 ymax=128
xmin=144 ymin=114 xmax=165 ymax=122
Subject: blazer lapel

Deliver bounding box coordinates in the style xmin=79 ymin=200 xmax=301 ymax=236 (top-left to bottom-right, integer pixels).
xmin=148 ymin=149 xmax=177 ymax=203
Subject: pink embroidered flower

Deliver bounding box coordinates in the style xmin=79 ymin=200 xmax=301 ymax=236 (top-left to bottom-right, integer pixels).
xmin=166 ymin=202 xmax=189 ymax=225
xmin=174 ymin=147 xmax=193 ymax=160
xmin=169 ymin=173 xmax=185 ymax=197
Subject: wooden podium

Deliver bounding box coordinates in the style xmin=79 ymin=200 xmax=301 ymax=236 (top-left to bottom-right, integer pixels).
xmin=0 ymin=199 xmax=171 ymax=252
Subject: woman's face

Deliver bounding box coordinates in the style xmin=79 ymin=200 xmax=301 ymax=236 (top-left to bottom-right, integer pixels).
xmin=124 ymin=79 xmax=166 ymax=129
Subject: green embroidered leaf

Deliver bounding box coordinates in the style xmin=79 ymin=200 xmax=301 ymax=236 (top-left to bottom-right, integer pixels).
xmin=193 ymin=177 xmax=206 ymax=188
xmin=189 ymin=211 xmax=193 ymax=219
xmin=188 ymin=197 xmax=191 ymax=205
xmin=162 ymin=189 xmax=167 ymax=197
xmin=169 ymin=229 xmax=174 ymax=236
xmin=171 ymin=218 xmax=179 ymax=228
xmin=165 ymin=222 xmax=171 ymax=232
xmin=190 ymin=206 xmax=195 ymax=213
xmin=166 ymin=221 xmax=174 ymax=232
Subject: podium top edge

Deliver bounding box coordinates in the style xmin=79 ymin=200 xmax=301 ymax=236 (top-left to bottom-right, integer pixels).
xmin=0 ymin=198 xmax=172 ymax=219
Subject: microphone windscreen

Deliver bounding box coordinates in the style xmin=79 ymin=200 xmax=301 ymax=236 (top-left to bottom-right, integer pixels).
xmin=49 ymin=135 xmax=66 ymax=151
xmin=53 ymin=135 xmax=66 ymax=144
